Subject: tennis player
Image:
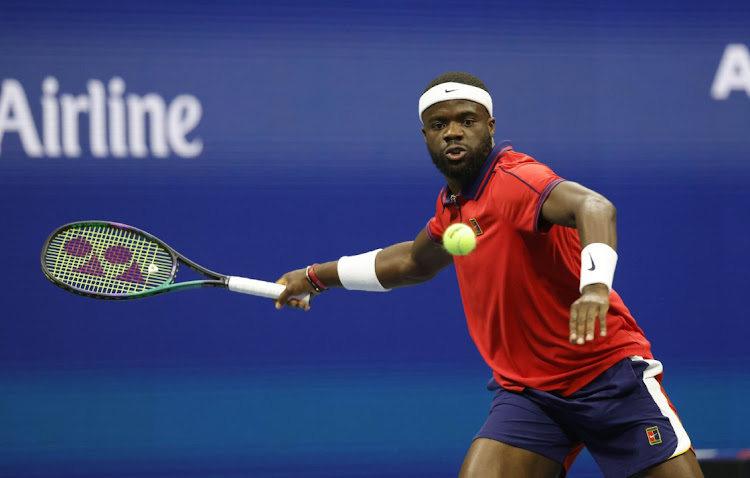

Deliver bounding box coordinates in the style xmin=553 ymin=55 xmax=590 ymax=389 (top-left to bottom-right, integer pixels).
xmin=275 ymin=72 xmax=704 ymax=478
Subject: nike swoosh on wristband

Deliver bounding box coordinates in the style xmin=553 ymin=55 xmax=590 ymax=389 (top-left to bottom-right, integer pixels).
xmin=587 ymin=253 xmax=596 ymax=271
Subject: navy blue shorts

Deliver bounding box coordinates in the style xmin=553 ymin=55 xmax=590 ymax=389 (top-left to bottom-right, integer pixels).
xmin=475 ymin=357 xmax=692 ymax=478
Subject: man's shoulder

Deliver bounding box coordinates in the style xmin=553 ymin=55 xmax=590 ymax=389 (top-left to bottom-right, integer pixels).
xmin=488 ymin=150 xmax=562 ymax=198
xmin=497 ymin=149 xmax=543 ymax=169
xmin=495 ymin=150 xmax=555 ymax=179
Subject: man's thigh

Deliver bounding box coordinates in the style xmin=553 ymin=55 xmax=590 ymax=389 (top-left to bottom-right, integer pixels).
xmin=459 ymin=438 xmax=564 ymax=478
xmin=567 ymin=358 xmax=694 ymax=477
xmin=529 ymin=357 xmax=698 ymax=478
xmin=472 ymin=386 xmax=579 ymax=474
xmin=631 ymin=449 xmax=704 ymax=478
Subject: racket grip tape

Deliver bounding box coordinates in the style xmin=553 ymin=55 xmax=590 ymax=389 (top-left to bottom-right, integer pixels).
xmin=226 ymin=276 xmax=311 ymax=303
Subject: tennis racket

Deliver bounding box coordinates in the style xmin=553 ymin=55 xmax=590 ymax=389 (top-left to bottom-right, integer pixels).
xmin=41 ymin=221 xmax=308 ymax=302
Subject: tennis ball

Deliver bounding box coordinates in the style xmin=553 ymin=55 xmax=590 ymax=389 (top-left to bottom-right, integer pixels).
xmin=443 ymin=223 xmax=477 ymax=256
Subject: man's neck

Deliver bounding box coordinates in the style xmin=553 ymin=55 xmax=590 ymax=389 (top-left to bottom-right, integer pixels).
xmin=445 ymin=178 xmax=465 ymax=196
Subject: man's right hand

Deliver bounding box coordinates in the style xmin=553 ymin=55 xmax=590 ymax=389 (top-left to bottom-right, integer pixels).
xmin=275 ymin=268 xmax=319 ymax=310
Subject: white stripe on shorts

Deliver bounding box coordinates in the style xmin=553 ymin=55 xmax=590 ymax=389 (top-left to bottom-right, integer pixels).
xmin=630 ymin=356 xmax=692 ymax=458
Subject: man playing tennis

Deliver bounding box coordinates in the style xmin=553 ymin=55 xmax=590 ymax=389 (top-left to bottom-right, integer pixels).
xmin=275 ymin=72 xmax=704 ymax=478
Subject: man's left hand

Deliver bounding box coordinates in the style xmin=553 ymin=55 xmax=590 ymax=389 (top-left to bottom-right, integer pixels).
xmin=569 ymin=283 xmax=609 ymax=345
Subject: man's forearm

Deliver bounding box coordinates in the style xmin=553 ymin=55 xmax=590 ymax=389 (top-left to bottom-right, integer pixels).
xmin=574 ymin=195 xmax=617 ymax=250
xmin=310 ymin=241 xmax=439 ymax=290
xmin=312 ymin=224 xmax=456 ymax=292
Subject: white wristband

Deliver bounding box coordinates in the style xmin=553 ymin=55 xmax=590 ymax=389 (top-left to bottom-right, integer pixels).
xmin=579 ymin=243 xmax=618 ymax=293
xmin=337 ymin=249 xmax=391 ymax=292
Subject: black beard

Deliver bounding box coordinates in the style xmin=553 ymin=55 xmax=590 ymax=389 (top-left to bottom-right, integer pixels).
xmin=429 ymin=131 xmax=494 ymax=184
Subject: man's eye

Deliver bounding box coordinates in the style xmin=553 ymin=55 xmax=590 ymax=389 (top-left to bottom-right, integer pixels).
xmin=433 ymin=123 xmax=445 ymax=130
xmin=463 ymin=119 xmax=475 ymax=126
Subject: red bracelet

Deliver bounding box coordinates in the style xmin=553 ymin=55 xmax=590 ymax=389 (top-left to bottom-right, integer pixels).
xmin=307 ymin=263 xmax=329 ymax=291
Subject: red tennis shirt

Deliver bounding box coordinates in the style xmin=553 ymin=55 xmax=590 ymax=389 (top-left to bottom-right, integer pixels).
xmin=426 ymin=141 xmax=652 ymax=396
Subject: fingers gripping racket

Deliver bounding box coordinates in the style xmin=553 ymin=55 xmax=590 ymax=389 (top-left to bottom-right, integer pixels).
xmin=41 ymin=221 xmax=307 ymax=302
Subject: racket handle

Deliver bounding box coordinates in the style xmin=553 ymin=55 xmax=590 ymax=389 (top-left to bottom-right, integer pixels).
xmin=226 ymin=276 xmax=311 ymax=303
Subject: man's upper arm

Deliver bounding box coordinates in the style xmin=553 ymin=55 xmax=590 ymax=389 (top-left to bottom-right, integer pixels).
xmin=412 ymin=227 xmax=454 ymax=276
xmin=540 ymin=181 xmax=605 ymax=229
xmin=374 ymin=228 xmax=452 ymax=288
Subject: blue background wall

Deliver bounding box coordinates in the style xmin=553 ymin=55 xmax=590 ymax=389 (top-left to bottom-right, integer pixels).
xmin=1 ymin=1 xmax=749 ymax=476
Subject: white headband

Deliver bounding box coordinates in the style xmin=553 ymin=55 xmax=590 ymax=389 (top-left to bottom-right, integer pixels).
xmin=418 ymin=82 xmax=493 ymax=121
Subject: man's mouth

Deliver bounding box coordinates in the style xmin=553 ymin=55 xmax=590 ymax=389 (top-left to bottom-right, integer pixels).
xmin=445 ymin=145 xmax=467 ymax=161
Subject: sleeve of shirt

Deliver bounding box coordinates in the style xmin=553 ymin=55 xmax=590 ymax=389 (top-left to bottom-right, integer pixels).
xmin=426 ymin=188 xmax=447 ymax=243
xmin=495 ymin=161 xmax=566 ymax=234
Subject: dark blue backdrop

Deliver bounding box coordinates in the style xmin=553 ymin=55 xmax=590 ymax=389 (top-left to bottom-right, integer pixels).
xmin=1 ymin=1 xmax=749 ymax=476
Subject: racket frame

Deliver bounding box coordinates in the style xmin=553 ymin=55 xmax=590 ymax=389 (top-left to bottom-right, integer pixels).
xmin=41 ymin=221 xmax=232 ymax=300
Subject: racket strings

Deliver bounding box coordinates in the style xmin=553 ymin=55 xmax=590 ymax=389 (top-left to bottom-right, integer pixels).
xmin=44 ymin=224 xmax=175 ymax=296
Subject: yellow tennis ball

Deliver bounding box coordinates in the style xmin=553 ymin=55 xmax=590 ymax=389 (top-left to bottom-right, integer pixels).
xmin=443 ymin=223 xmax=477 ymax=256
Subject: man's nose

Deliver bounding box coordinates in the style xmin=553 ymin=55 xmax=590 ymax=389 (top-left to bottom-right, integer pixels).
xmin=442 ymin=121 xmax=463 ymax=141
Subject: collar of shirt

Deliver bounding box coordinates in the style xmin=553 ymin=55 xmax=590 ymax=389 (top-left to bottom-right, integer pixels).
xmin=441 ymin=140 xmax=514 ymax=205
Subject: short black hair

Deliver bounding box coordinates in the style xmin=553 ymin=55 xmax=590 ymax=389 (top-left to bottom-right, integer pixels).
xmin=423 ymin=72 xmax=489 ymax=93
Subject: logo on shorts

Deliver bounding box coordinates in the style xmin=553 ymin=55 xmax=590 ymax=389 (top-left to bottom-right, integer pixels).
xmin=646 ymin=426 xmax=662 ymax=445
xmin=469 ymin=218 xmax=483 ymax=235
